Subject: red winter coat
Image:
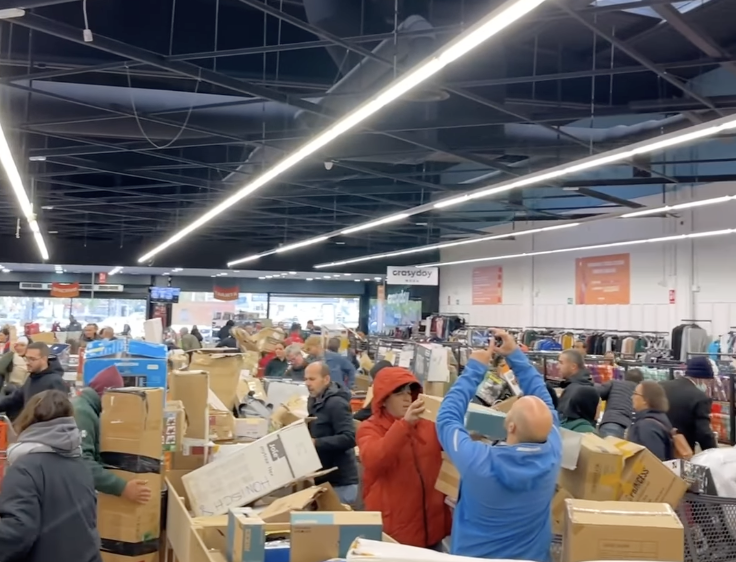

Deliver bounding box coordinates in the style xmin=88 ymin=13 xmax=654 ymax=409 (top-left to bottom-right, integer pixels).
xmin=357 ymin=367 xmax=451 ymax=548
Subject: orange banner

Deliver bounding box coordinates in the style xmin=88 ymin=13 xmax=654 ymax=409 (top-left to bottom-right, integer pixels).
xmin=575 ymin=253 xmax=630 ymax=305
xmin=50 ymin=282 xmax=80 ymax=298
xmin=213 ymin=286 xmax=239 ymax=301
xmin=472 ymin=266 xmax=503 ymax=305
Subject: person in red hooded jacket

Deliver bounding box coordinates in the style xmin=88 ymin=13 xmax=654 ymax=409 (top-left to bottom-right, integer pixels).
xmin=357 ymin=367 xmax=451 ymax=548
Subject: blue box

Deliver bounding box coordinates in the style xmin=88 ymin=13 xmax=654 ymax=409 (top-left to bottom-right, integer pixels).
xmin=465 ymin=404 xmax=507 ymax=441
xmin=227 ymin=509 xmax=265 ymax=562
xmin=83 ymin=340 xmax=167 ymax=388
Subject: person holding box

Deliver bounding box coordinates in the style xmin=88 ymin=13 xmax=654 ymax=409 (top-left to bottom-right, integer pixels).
xmin=436 ymin=329 xmax=562 ymax=562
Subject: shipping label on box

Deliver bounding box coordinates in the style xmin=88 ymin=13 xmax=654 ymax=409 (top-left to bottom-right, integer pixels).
xmin=606 ymin=437 xmax=688 ymax=507
xmin=290 ymin=511 xmax=383 ymax=562
xmin=563 ymin=499 xmax=684 ymax=562
xmin=182 ymin=421 xmax=322 ymax=517
xmin=227 ymin=509 xmax=265 ymax=562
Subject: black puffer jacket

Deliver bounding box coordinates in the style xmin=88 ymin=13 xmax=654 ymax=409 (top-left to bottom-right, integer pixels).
xmin=627 ymin=409 xmax=673 ymax=461
xmin=597 ymin=380 xmax=636 ymax=428
xmin=308 ymin=382 xmax=358 ymax=487
xmin=557 ymin=370 xmax=594 ymax=419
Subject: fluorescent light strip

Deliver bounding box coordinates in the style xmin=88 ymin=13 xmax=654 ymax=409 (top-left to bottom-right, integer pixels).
xmin=341 ymin=213 xmax=410 ymax=235
xmin=137 ymin=0 xmax=550 ymax=264
xmin=415 ymin=228 xmax=736 ymax=268
xmin=621 ymin=195 xmax=736 ymax=218
xmin=229 ymin=112 xmax=736 ymax=269
xmin=0 ymin=122 xmax=49 ymax=260
xmin=314 ymin=222 xmax=580 ymax=268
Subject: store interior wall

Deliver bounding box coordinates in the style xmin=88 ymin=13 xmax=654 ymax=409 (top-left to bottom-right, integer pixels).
xmin=439 ymin=181 xmax=736 ymax=338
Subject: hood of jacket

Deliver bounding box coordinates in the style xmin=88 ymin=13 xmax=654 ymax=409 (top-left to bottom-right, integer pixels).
xmin=561 ymin=418 xmax=597 ymax=433
xmin=491 ymin=429 xmax=562 ymax=492
xmin=560 ymin=369 xmax=594 ymax=389
xmin=78 ymin=387 xmax=102 ymax=415
xmin=634 ymin=408 xmax=672 ymax=429
xmin=8 ymin=417 xmax=82 ymax=466
xmin=371 ymin=367 xmax=421 ymax=415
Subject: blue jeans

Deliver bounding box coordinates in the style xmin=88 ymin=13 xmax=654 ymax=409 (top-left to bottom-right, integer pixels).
xmin=333 ymin=484 xmax=359 ymax=505
xmin=598 ymin=422 xmax=627 ymax=439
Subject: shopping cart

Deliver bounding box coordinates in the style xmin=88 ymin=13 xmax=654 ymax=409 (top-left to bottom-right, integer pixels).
xmin=677 ymin=492 xmax=736 ymax=562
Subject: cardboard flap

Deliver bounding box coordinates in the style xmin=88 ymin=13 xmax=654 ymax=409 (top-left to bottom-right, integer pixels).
xmin=560 ymin=428 xmax=584 ymax=470
xmin=605 ymin=435 xmax=647 ymax=459
xmin=258 ymin=484 xmax=344 ymax=523
xmin=207 ymin=388 xmax=230 ymax=413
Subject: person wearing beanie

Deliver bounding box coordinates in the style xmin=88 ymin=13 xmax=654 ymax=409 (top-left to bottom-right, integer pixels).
xmin=353 ymin=360 xmax=393 ymax=422
xmin=357 ymin=365 xmax=451 ymax=548
xmin=72 ymin=367 xmax=152 ymax=503
xmin=661 ymin=356 xmax=717 ymax=451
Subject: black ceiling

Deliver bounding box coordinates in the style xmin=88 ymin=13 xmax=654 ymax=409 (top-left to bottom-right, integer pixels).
xmin=0 ymin=0 xmax=733 ymax=271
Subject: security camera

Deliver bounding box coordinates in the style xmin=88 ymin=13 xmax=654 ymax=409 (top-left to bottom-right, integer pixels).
xmin=324 ymin=161 xmax=334 ymax=171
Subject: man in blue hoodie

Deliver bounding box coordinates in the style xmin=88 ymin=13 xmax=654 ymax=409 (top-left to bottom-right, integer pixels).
xmin=437 ymin=329 xmax=562 ymax=562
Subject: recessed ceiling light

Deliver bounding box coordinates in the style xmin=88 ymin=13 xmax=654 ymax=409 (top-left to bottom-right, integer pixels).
xmin=354 ymin=279 xmax=361 ymax=282
xmin=258 ymin=276 xmax=265 ymax=279
xmin=163 ymin=272 xmax=171 ymax=276
xmin=363 ymin=278 xmax=370 ymax=281
xmin=335 ymin=242 xmax=346 ymax=245
xmin=266 ymin=275 xmax=273 ymax=279
xmin=416 ymin=222 xmax=428 ymax=226
xmin=210 ymin=275 xmax=216 ymax=277
xmin=323 ymin=276 xmax=331 ymax=279
xmin=48 ymin=231 xmax=58 ymax=234
xmin=344 ymin=273 xmax=352 ymax=276
xmin=306 ymin=278 xmax=314 ymax=281
xmin=289 ymin=271 xmax=297 ymax=275
xmin=374 ymin=277 xmax=382 ymax=281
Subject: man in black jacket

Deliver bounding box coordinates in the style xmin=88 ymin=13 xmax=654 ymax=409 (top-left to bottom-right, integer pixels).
xmin=661 ymin=356 xmax=717 ymax=451
xmin=0 ymin=342 xmax=68 ymax=417
xmin=305 ymin=361 xmax=358 ymax=505
xmin=597 ymin=368 xmax=644 ymax=438
xmin=557 ymin=350 xmax=594 ymax=419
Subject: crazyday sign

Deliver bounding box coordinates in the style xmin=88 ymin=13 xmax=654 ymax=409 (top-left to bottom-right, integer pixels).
xmin=386 ymin=267 xmax=438 ymax=286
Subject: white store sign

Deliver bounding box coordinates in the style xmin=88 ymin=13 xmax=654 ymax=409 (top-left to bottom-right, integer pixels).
xmin=386 ymin=266 xmax=439 ymax=286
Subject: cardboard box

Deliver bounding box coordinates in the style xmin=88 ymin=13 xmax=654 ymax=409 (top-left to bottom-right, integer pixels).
xmin=435 ymin=453 xmax=460 ymax=501
xmin=606 ymin=437 xmax=688 ymax=506
xmin=227 ymin=510 xmax=265 ymax=562
xmin=182 ymin=421 xmax=322 ymax=517
xmin=170 ymin=371 xmax=209 ymax=444
xmin=354 ymin=374 xmax=371 ymax=393
xmin=420 ymin=394 xmax=508 ymax=440
xmin=271 ymin=395 xmax=309 ymax=429
xmin=208 ymin=389 xmax=236 ymax=442
xmin=562 ymin=499 xmax=684 ymax=562
xmin=254 ymin=328 xmax=285 ymax=353
xmin=558 ymin=433 xmax=623 ymax=501
xmin=234 ymin=418 xmax=269 ymax=441
xmin=419 ymin=394 xmax=443 ymax=423
xmin=98 ymin=388 xmax=164 ymax=562
xmin=258 ymin=484 xmax=345 ymax=523
xmin=290 ymin=511 xmax=383 ymax=562
xmin=551 ymin=488 xmax=574 ymax=536
xmin=189 ymin=350 xmax=247 ymax=409
xmin=164 ymin=400 xmax=186 ymax=454
xmin=84 ymin=339 xmax=167 ymax=388
xmin=239 ymin=376 xmax=267 ymax=403
xmin=664 ymin=459 xmax=717 ymax=495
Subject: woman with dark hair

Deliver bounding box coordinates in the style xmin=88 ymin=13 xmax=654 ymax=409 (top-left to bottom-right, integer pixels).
xmin=560 ymin=386 xmax=600 ymax=434
xmin=191 ymin=325 xmax=203 ymax=343
xmin=629 ymin=380 xmax=675 ymax=461
xmin=0 ymin=390 xmax=101 ymax=562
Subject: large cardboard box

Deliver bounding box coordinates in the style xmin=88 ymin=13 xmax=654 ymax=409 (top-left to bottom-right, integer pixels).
xmin=182 ymin=421 xmax=322 ymax=517
xmin=258 ymin=484 xmax=345 ymax=523
xmin=419 ymin=394 xmax=509 ymax=440
xmin=435 ymin=453 xmax=460 ymax=502
xmin=271 ymin=395 xmax=309 ymax=429
xmin=290 ymin=511 xmax=383 ymax=562
xmin=254 ymin=328 xmax=285 ymax=353
xmin=558 ymin=433 xmax=623 ymax=501
xmin=606 ymin=437 xmax=688 ymax=507
xmin=562 ymin=499 xmax=684 ymax=562
xmin=189 ymin=350 xmax=247 ymax=409
xmin=226 ymin=510 xmax=264 ymax=562
xmin=98 ymin=388 xmax=164 ymax=562
xmin=170 ymin=371 xmax=209 ymax=441
xmin=208 ymin=389 xmax=236 ymax=442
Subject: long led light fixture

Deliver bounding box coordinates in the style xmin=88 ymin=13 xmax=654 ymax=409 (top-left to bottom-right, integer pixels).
xmin=620 ymin=195 xmax=736 ymax=218
xmin=138 ymin=0 xmax=549 ymax=264
xmin=415 ymin=229 xmax=736 ymax=268
xmin=228 ymin=110 xmax=736 ymax=269
xmin=314 ymin=222 xmax=580 ymax=268
xmin=0 ymin=122 xmax=49 ymax=260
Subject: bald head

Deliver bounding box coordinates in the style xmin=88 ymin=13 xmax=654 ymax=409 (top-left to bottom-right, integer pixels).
xmin=505 ymin=396 xmax=554 ymax=445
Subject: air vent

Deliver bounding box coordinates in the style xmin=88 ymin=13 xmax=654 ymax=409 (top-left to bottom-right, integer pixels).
xmin=19 ymin=283 xmax=124 ymax=293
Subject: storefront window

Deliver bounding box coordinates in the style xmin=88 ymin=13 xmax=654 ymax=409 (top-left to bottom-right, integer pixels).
xmin=269 ymin=295 xmax=360 ymax=329
xmin=171 ymin=292 xmax=268 ymax=342
xmin=368 ymin=293 xmax=422 ymax=334
xmin=0 ymin=296 xmax=147 ymax=335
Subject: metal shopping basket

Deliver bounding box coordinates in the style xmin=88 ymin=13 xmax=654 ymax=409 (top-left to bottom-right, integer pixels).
xmin=677 ymin=492 xmax=736 ymax=562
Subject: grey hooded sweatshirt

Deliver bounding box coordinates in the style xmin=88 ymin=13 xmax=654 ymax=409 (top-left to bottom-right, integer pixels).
xmin=0 ymin=417 xmax=102 ymax=562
